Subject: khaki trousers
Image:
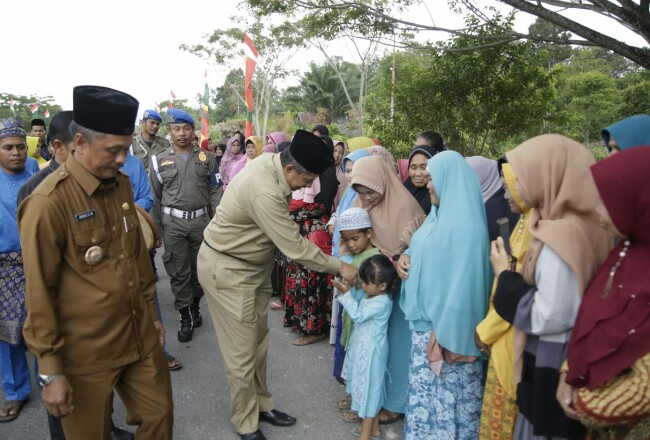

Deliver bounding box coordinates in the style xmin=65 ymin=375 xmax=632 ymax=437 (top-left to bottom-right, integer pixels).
xmin=197 ymin=243 xmax=274 ymax=434
xmin=61 ymin=345 xmax=173 ymax=440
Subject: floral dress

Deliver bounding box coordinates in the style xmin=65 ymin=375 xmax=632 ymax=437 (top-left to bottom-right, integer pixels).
xmin=283 ymin=202 xmax=333 ymax=336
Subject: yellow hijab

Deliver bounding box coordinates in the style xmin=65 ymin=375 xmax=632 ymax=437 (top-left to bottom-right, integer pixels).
xmin=476 ymin=163 xmax=533 ymax=399
xmin=27 ymin=136 xmax=47 ymax=165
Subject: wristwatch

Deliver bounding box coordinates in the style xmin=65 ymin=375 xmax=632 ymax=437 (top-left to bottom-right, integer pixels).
xmin=38 ymin=374 xmax=62 ymax=387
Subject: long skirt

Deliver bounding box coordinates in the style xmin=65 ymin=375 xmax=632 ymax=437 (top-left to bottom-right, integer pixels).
xmin=480 ymin=362 xmax=518 ymax=439
xmin=283 ymin=204 xmax=332 ymax=336
xmin=405 ymin=330 xmax=486 ymax=440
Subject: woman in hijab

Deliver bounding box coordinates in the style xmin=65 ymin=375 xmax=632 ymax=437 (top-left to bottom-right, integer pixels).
xmin=403 ymin=145 xmax=437 ymax=214
xmin=557 ymin=147 xmax=650 ymax=439
xmin=601 ymin=114 xmax=650 ymax=154
xmin=219 ymin=135 xmax=244 ymax=189
xmin=332 ymin=140 xmax=347 ymax=210
xmin=490 ymin=134 xmax=612 ymax=439
xmin=229 ymin=135 xmax=262 ymax=181
xmin=400 ymin=151 xmax=492 ymax=439
xmin=475 ymin=161 xmax=533 ymax=439
xmin=466 ymin=156 xmax=519 ymax=242
xmin=212 ymin=143 xmax=225 ymax=167
xmin=26 ymin=136 xmax=47 ymax=168
xmin=262 ymin=132 xmax=288 ymax=154
xmin=347 ymin=155 xmax=426 ymax=424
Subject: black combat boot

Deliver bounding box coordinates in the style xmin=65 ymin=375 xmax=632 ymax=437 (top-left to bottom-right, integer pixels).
xmin=190 ymin=297 xmax=202 ymax=328
xmin=178 ymin=306 xmax=193 ymax=342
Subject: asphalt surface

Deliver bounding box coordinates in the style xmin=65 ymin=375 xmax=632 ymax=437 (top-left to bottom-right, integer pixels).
xmin=0 ymin=253 xmax=405 ymax=440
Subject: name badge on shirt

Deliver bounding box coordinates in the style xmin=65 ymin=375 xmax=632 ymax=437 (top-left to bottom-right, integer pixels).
xmin=74 ymin=210 xmax=97 ymax=222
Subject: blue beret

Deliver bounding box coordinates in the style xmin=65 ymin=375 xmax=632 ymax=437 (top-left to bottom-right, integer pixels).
xmin=167 ymin=109 xmax=194 ymax=126
xmin=142 ymin=109 xmax=162 ymax=122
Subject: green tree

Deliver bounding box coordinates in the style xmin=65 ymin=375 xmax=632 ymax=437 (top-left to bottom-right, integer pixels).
xmin=618 ymin=81 xmax=650 ymax=116
xmin=212 ymin=69 xmax=246 ymax=122
xmin=0 ymin=93 xmax=62 ymax=126
xmin=368 ymin=15 xmax=555 ymax=157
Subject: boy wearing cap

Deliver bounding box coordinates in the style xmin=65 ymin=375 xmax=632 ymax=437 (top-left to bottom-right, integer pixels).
xmin=150 ymin=108 xmax=222 ymax=343
xmin=131 ymin=110 xmax=170 ymax=170
xmin=197 ymin=129 xmax=358 ymax=440
xmin=19 ymin=86 xmax=173 ymax=439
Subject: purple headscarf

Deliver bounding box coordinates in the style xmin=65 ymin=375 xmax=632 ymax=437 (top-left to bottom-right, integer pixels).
xmin=220 ymin=135 xmax=244 ymax=185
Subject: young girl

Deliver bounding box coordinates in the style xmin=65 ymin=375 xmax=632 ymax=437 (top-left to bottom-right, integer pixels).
xmin=335 ymin=254 xmax=397 ymax=440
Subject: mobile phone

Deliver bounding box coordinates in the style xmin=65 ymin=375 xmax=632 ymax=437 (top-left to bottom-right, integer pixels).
xmin=496 ymin=217 xmax=512 ymax=256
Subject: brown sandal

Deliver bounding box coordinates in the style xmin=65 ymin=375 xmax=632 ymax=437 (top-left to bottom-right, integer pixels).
xmin=378 ymin=409 xmax=404 ymax=425
xmin=167 ymin=356 xmax=183 ymax=371
xmin=339 ymin=409 xmax=361 ymax=423
xmin=336 ymin=396 xmax=351 ymax=411
xmin=292 ymin=334 xmax=327 ymax=346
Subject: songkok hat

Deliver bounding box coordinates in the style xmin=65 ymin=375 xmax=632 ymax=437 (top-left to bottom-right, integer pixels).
xmin=167 ymin=108 xmax=195 ymax=126
xmin=338 ymin=207 xmax=372 ymax=231
xmin=73 ymin=85 xmax=139 ymax=136
xmin=289 ymin=130 xmax=334 ymax=174
xmin=30 ymin=118 xmax=46 ymax=128
xmin=0 ymin=117 xmax=27 ymax=140
xmin=142 ymin=109 xmax=162 ymax=122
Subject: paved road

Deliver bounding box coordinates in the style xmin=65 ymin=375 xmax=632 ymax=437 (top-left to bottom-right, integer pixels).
xmin=0 ymin=254 xmax=405 ymax=440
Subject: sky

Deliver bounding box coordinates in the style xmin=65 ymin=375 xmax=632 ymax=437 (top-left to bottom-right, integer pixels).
xmin=3 ymin=0 xmax=647 ymax=117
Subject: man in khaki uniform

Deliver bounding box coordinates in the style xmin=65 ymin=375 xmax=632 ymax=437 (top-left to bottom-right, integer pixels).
xmin=131 ymin=109 xmax=169 ymax=170
xmin=150 ymin=108 xmax=222 ymax=343
xmin=198 ymin=130 xmax=358 ymax=440
xmin=19 ymin=85 xmax=173 ymax=440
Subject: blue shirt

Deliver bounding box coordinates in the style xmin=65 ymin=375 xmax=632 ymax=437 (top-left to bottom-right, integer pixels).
xmin=0 ymin=167 xmax=35 ymax=252
xmin=120 ymin=154 xmax=153 ymax=212
xmin=26 ymin=157 xmax=39 ymax=174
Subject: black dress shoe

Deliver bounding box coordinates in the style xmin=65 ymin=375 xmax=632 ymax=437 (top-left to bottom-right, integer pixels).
xmin=239 ymin=429 xmax=267 ymax=440
xmin=110 ymin=423 xmax=134 ymax=440
xmin=259 ymin=409 xmax=297 ymax=427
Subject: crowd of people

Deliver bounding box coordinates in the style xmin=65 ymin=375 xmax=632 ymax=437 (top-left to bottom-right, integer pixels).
xmin=0 ymin=85 xmax=648 ymax=440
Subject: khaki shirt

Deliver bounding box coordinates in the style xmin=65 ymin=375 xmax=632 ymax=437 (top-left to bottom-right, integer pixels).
xmin=203 ymin=154 xmax=341 ymax=274
xmin=149 ymin=146 xmax=222 ymax=230
xmin=18 ymin=155 xmax=159 ymax=376
xmin=131 ymin=133 xmax=170 ymax=170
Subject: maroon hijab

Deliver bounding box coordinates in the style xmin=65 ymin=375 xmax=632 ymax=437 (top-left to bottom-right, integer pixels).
xmin=567 ymin=147 xmax=650 ymax=390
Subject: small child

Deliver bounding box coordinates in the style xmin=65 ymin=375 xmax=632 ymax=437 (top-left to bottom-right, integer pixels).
xmin=334 ymin=207 xmax=380 ymax=418
xmin=334 ymin=254 xmax=397 ymax=440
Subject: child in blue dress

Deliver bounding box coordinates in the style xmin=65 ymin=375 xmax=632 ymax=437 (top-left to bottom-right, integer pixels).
xmin=335 ymin=254 xmax=397 ymax=440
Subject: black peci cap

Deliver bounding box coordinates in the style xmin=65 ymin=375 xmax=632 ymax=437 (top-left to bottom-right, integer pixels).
xmin=73 ymin=85 xmax=139 ymax=136
xmin=289 ymin=130 xmax=334 ymax=174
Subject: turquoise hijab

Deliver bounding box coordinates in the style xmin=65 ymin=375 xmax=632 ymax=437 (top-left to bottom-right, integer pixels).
xmin=400 ymin=151 xmax=492 ymax=357
xmin=601 ymin=114 xmax=650 ymax=152
xmin=332 ymin=149 xmax=372 ymax=257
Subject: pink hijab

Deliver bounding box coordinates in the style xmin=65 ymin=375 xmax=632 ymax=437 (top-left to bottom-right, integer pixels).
xmin=263 ymin=132 xmax=289 ymax=154
xmin=220 ymin=135 xmax=244 ymax=186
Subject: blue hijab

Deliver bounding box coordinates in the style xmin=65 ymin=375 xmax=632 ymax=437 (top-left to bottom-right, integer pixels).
xmin=400 ymin=151 xmax=492 ymax=357
xmin=601 ymin=114 xmax=650 ymax=151
xmin=332 ymin=149 xmax=372 ymax=257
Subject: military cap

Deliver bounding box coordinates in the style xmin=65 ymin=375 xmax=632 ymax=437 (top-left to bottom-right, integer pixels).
xmin=73 ymin=85 xmax=139 ymax=136
xmin=167 ymin=109 xmax=195 ymax=126
xmin=0 ymin=117 xmax=27 ymax=140
xmin=142 ymin=109 xmax=162 ymax=122
xmin=289 ymin=130 xmax=334 ymax=175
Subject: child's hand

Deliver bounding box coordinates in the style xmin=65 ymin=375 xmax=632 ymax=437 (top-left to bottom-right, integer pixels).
xmin=332 ymin=279 xmax=350 ymax=294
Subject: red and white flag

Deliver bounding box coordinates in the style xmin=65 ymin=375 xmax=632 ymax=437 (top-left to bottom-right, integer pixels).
xmin=30 ymin=104 xmax=39 ymax=114
xmin=154 ymin=101 xmax=161 ymax=113
xmin=44 ymin=109 xmax=50 ymax=118
xmin=170 ymin=90 xmax=176 ymax=100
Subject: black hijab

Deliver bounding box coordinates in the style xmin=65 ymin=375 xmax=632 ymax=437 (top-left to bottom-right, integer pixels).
xmin=403 ymin=145 xmax=437 ymax=214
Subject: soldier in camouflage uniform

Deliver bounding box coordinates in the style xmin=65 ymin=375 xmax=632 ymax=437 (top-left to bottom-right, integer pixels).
xmin=150 ymin=109 xmax=222 ymax=343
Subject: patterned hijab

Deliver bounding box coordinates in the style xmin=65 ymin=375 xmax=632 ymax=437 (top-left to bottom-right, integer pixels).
xmin=568 ymin=147 xmax=650 ymax=389
xmin=220 ymin=135 xmax=244 ymax=184
xmin=351 ymin=155 xmax=426 ymax=256
xmin=507 ymin=135 xmax=611 ymax=292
